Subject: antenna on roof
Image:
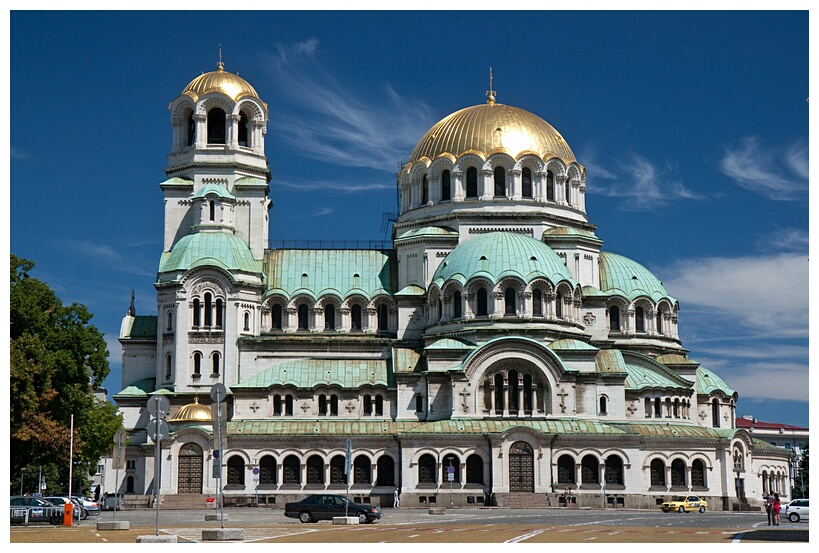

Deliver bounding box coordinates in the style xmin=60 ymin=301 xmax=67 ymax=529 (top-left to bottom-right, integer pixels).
xmin=486 ymin=67 xmax=496 ymax=105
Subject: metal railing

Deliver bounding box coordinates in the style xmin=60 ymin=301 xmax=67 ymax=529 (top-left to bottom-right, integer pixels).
xmin=267 ymin=240 xmax=393 ymax=251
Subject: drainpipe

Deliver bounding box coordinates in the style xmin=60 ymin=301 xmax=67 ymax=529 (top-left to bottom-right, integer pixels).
xmin=393 ymin=434 xmax=402 ymax=492
xmin=484 ymin=433 xmax=493 ymax=506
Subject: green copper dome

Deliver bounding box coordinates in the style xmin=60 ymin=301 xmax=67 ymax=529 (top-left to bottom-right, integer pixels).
xmin=159 ymin=232 xmax=263 ymax=277
xmin=599 ymin=251 xmax=675 ymax=303
xmin=431 ymin=232 xmax=575 ymax=287
xmin=695 ymin=366 xmax=736 ymax=397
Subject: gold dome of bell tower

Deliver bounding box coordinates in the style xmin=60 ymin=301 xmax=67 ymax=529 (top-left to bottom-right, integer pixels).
xmin=168 ymin=395 xmax=212 ymax=423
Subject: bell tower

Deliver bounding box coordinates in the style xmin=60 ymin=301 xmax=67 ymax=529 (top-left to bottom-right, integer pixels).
xmin=162 ymin=57 xmax=271 ymax=260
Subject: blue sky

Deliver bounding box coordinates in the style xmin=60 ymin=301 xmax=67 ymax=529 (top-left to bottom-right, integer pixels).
xmin=7 ymin=6 xmax=811 ymax=428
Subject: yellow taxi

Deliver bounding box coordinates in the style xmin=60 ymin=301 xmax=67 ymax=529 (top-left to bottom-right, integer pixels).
xmin=661 ymin=494 xmax=708 ymax=513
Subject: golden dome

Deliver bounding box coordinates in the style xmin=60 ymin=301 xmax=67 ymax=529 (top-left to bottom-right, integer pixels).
xmin=408 ymin=100 xmax=576 ymax=164
xmin=181 ymin=61 xmax=261 ymax=103
xmin=168 ymin=396 xmax=212 ymax=423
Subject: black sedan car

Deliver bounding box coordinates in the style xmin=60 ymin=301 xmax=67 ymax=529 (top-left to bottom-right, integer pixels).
xmin=284 ymin=494 xmax=382 ymax=524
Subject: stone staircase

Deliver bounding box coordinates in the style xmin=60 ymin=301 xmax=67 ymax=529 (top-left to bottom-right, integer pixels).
xmin=493 ymin=492 xmax=557 ymax=509
xmin=154 ymin=493 xmax=214 ymax=510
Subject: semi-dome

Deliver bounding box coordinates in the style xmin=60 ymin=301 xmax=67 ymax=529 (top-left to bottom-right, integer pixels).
xmin=598 ymin=251 xmax=675 ymax=303
xmin=408 ymin=99 xmax=576 ymax=164
xmin=158 ymin=232 xmax=263 ymax=277
xmin=181 ymin=61 xmax=261 ymax=103
xmin=431 ymin=232 xmax=575 ymax=286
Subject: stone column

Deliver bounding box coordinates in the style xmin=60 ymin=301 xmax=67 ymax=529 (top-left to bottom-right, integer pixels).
xmin=480 ymin=169 xmax=493 ymax=200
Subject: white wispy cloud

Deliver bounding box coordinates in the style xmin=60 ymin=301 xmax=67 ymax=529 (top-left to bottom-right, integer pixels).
xmin=263 ymin=39 xmax=435 ymax=173
xmin=10 ymin=147 xmax=30 ymax=160
xmin=718 ymin=137 xmax=808 ymax=200
xmin=66 ymin=240 xmax=156 ymax=277
xmin=590 ymin=154 xmax=699 ymax=211
xmin=270 ymin=177 xmax=393 ymax=193
xmin=659 ymin=253 xmax=808 ymax=339
xmin=756 ymin=227 xmax=809 ymax=253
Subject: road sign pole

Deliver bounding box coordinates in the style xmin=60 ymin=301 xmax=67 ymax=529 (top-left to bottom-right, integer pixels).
xmin=217 ymin=387 xmax=224 ymax=529
xmin=345 ymin=438 xmax=352 ymax=518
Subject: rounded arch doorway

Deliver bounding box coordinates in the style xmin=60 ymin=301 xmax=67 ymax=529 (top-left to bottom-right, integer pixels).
xmin=177 ymin=442 xmax=204 ymax=493
xmin=509 ymin=441 xmax=534 ymax=492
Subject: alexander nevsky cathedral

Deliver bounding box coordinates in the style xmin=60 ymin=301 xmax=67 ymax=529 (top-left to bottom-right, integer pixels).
xmin=109 ymin=60 xmax=792 ymax=511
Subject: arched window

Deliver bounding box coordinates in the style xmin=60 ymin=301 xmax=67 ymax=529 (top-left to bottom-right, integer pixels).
xmin=193 ymin=352 xmax=201 ymax=376
xmin=466 ymin=167 xmax=478 ymax=198
xmin=375 ymin=395 xmax=384 ymax=416
xmin=691 ymin=459 xmax=706 ymax=488
xmin=238 ymin=111 xmax=249 ymax=147
xmin=610 ymin=305 xmax=620 ymax=331
xmin=167 ymin=311 xmax=173 ymax=332
xmin=556 ymin=455 xmax=575 ymax=484
xmin=209 ymin=200 xmax=216 ymax=222
xmin=212 ymin=352 xmax=220 ymax=376
xmin=324 ymin=304 xmax=336 ymax=330
xmin=306 ymin=455 xmax=324 ymax=484
xmin=418 ymin=454 xmax=436 ymax=484
xmin=657 ymin=310 xmax=664 ymax=335
xmin=330 ymin=394 xmax=339 ymax=416
xmin=532 ymin=288 xmax=542 ymax=316
xmin=376 ymin=456 xmax=395 ymax=486
xmin=522 ymin=167 xmax=533 ymax=198
xmin=466 ymin=454 xmax=484 ymax=484
xmin=477 ymin=288 xmax=488 ymax=317
xmin=207 ymin=107 xmax=226 ymax=144
xmin=442 ymin=454 xmax=460 ymax=483
xmin=565 ymin=176 xmax=572 ymax=206
xmin=422 ymin=174 xmax=429 ymax=205
xmin=298 ymin=304 xmax=309 ymax=330
xmin=671 ymin=459 xmax=686 ymax=487
xmin=271 ymin=304 xmax=283 ymax=330
xmin=494 ymin=373 xmax=504 ymax=413
xmin=363 ymin=394 xmax=372 ymax=416
xmin=494 ymin=166 xmax=506 ymax=197
xmin=581 ymin=455 xmax=599 ymax=484
xmin=453 ymin=291 xmax=462 ymax=318
xmin=165 ymin=354 xmax=172 ymax=379
xmin=555 ymin=291 xmax=563 ymax=319
xmin=227 ymin=456 xmax=245 ymax=486
xmin=354 ymin=456 xmax=371 ymax=484
xmin=243 ymin=311 xmax=250 ymax=332
xmin=415 ymin=394 xmax=423 ymax=413
xmin=285 ymin=394 xmax=294 ymax=416
xmin=283 ymin=455 xmax=300 ymax=484
xmin=673 ymin=398 xmax=680 ymax=418
xmin=605 ymin=456 xmax=624 ymax=485
xmin=204 ymin=293 xmax=213 ymax=326
xmin=259 ymin=455 xmax=277 ymax=485
xmin=273 ymin=395 xmax=282 ymax=416
xmin=215 ymin=298 xmax=223 ymax=328
xmin=441 ymin=170 xmax=451 ymax=201
xmin=318 ymin=394 xmax=327 ymax=416
xmin=523 ymin=374 xmax=533 ymax=412
xmin=635 ymin=306 xmax=645 ymax=333
xmin=711 ymin=399 xmax=720 ymax=427
xmin=654 ymin=397 xmax=662 ymax=417
xmin=192 ymin=298 xmax=201 ymax=327
xmin=650 ymin=459 xmax=666 ymax=486
xmin=186 ymin=111 xmax=195 ymax=146
xmin=504 ymin=287 xmax=516 ymax=315
xmin=546 ymin=170 xmax=555 ymax=201
xmin=599 ymin=396 xmax=608 ymax=416
xmin=330 ymin=455 xmax=347 ymax=484
xmin=351 ymin=304 xmax=362 ymax=331
xmin=377 ymin=303 xmax=389 ymax=332
xmin=508 ymin=370 xmax=519 ymax=411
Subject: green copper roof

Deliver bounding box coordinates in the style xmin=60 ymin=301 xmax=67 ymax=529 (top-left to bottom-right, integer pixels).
xmin=395 ymin=226 xmax=459 ymax=241
xmin=542 ymin=226 xmax=603 ymax=245
xmin=193 ymin=182 xmax=235 ymax=200
xmin=550 ymin=338 xmax=599 ymax=352
xmin=159 ymin=232 xmax=263 ymax=277
xmin=599 ymin=251 xmax=675 ymax=303
xmin=695 ymin=366 xmax=736 ymax=397
xmin=121 ymin=315 xmax=157 ymax=340
xmin=160 ymin=177 xmax=194 ymax=187
xmin=425 ymin=337 xmax=477 ymax=350
xmin=594 ymin=349 xmax=627 ymax=373
xmin=114 ymin=377 xmax=156 ymax=397
xmin=235 ymin=177 xmax=267 ymax=187
xmin=431 ymin=232 xmax=576 ymax=287
xmin=264 ymin=249 xmax=395 ymax=300
xmin=393 ymin=347 xmax=425 ymax=373
xmin=235 ymin=358 xmax=392 ymax=389
xmin=656 ymin=353 xmax=699 ymax=367
xmin=621 ymin=351 xmax=693 ymax=391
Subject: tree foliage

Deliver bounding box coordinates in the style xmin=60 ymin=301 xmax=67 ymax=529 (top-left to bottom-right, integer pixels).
xmin=792 ymin=443 xmax=809 ymax=499
xmin=10 ymin=254 xmax=122 ymax=494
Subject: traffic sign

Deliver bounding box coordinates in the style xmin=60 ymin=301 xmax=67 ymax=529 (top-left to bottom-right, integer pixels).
xmin=146 ymin=419 xmax=169 ymax=442
xmin=147 ymin=395 xmax=170 ymax=418
xmin=447 ymin=465 xmax=455 ymax=474
xmin=210 ymin=383 xmax=227 ymax=403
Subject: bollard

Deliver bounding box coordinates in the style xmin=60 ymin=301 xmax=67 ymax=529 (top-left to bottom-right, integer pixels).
xmin=63 ymin=503 xmax=73 ymax=527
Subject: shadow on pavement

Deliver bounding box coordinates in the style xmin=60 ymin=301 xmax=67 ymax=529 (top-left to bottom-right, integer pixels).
xmin=738 ymin=529 xmax=809 ymax=542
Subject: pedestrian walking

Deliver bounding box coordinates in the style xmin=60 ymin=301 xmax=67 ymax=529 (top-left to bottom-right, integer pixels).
xmin=764 ymin=493 xmax=773 ymax=525
xmin=772 ymin=493 xmax=781 ymax=526
xmin=393 ymin=487 xmax=400 ymax=508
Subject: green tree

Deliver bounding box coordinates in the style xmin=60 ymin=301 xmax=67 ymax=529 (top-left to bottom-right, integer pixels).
xmin=10 ymin=254 xmax=122 ymax=495
xmin=792 ymin=443 xmax=809 ymax=498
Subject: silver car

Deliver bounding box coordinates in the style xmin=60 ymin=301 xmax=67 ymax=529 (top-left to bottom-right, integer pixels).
xmin=783 ymin=498 xmax=809 ymax=522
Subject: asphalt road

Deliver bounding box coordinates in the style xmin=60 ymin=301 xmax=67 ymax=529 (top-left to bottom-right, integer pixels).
xmin=9 ymin=507 xmax=809 ymax=544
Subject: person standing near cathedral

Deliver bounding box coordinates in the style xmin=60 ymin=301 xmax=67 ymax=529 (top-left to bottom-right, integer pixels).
xmin=772 ymin=493 xmax=781 ymax=526
xmin=764 ymin=493 xmax=774 ymax=525
xmin=393 ymin=487 xmax=400 ymax=508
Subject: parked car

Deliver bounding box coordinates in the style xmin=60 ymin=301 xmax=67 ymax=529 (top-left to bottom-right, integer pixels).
xmin=43 ymin=496 xmax=85 ymax=520
xmin=101 ymin=494 xmax=123 ymax=511
xmin=284 ymin=494 xmax=382 ymax=524
xmin=54 ymin=494 xmax=100 ymax=516
xmin=783 ymin=498 xmax=809 ymax=522
xmin=9 ymin=496 xmax=64 ymax=525
xmin=661 ymin=495 xmax=708 ymax=513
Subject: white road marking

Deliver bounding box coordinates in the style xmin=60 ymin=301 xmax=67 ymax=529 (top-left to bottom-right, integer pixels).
xmin=504 ymin=529 xmax=544 ymax=543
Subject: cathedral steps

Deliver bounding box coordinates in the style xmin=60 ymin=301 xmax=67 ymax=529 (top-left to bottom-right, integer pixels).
xmin=492 ymin=492 xmax=557 ymax=509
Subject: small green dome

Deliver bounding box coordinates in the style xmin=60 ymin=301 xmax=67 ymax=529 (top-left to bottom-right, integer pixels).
xmin=431 ymin=232 xmax=575 ymax=287
xmin=696 ymin=366 xmax=736 ymax=397
xmin=599 ymin=251 xmax=675 ymax=303
xmin=159 ymin=232 xmax=262 ymax=277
